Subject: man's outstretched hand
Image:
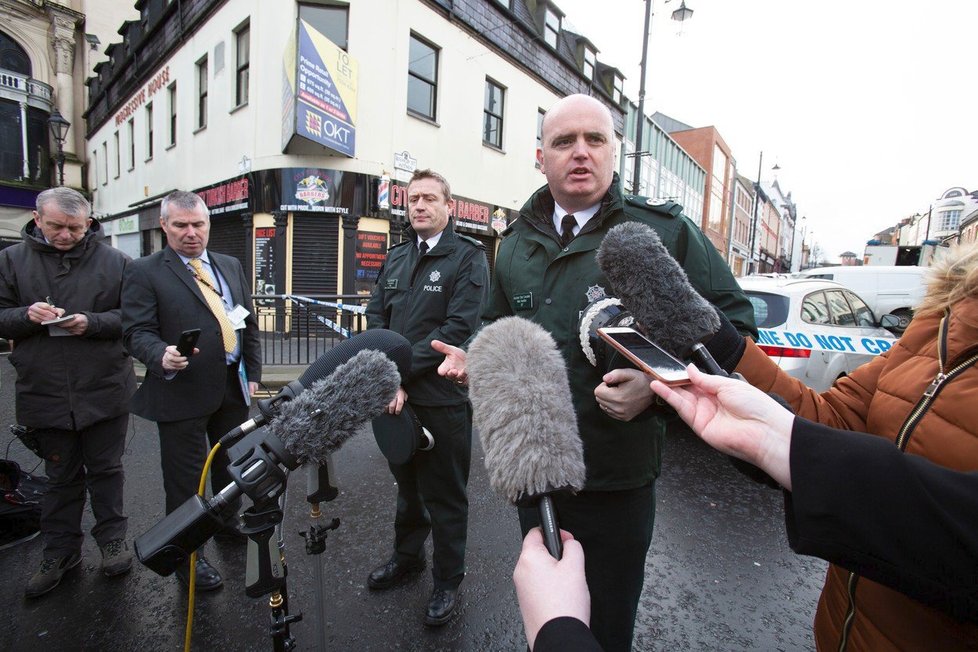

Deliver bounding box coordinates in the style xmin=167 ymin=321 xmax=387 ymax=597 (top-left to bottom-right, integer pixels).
xmin=432 ymin=339 xmax=468 ymax=386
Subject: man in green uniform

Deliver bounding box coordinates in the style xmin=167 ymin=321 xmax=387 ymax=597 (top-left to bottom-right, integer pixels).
xmin=365 ymin=169 xmax=490 ymax=626
xmin=435 ymin=94 xmax=756 ymax=650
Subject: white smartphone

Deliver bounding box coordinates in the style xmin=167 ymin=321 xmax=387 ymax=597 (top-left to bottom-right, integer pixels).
xmin=597 ymin=327 xmax=691 ymax=386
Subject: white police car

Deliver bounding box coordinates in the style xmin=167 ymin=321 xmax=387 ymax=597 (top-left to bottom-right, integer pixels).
xmin=739 ymin=276 xmax=898 ymax=392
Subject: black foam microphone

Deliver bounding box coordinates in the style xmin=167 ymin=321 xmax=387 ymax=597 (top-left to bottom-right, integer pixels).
xmin=466 ymin=316 xmax=586 ymax=559
xmin=596 ymin=222 xmax=730 ymax=375
xmin=135 ymin=344 xmax=403 ymax=576
xmin=221 ymin=328 xmax=413 ymax=446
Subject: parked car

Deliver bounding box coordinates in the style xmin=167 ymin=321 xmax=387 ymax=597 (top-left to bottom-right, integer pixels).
xmin=799 ymin=265 xmax=928 ymax=331
xmin=739 ymin=276 xmax=898 ymax=392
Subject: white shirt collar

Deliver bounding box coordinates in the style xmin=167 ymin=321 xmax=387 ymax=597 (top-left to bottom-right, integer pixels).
xmin=176 ymin=249 xmax=211 ymax=266
xmin=552 ymin=203 xmax=600 ymax=236
xmin=417 ymin=230 xmax=444 ymax=251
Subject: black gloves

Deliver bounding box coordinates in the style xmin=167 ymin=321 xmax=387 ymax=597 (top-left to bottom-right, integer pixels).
xmin=705 ymin=307 xmax=747 ymax=374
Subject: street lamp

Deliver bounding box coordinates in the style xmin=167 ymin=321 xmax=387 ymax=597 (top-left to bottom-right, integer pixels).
xmin=747 ymin=155 xmax=781 ymax=275
xmin=631 ymin=0 xmax=694 ymax=195
xmin=48 ymin=109 xmax=70 ymax=186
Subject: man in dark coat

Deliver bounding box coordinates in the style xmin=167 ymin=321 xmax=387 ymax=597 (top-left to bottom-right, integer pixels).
xmin=0 ymin=187 xmax=136 ymax=598
xmin=122 ymin=190 xmax=261 ymax=592
xmin=435 ymin=94 xmax=756 ymax=651
xmin=365 ymin=169 xmax=489 ymax=626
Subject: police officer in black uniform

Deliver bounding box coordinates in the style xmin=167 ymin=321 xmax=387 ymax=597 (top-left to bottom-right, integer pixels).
xmin=365 ymin=169 xmax=489 ymax=626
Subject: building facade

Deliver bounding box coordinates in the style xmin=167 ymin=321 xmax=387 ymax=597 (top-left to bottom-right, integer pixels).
xmin=653 ymin=113 xmax=734 ymax=258
xmin=619 ymin=103 xmax=706 ymax=228
xmin=0 ymin=0 xmax=137 ymax=244
xmin=85 ymin=0 xmax=628 ymax=299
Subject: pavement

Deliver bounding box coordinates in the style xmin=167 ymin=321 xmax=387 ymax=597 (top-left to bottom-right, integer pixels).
xmin=0 ymin=356 xmax=824 ymax=650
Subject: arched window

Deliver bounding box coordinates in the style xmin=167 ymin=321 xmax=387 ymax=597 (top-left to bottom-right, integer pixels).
xmin=0 ymin=31 xmax=50 ymax=185
xmin=0 ymin=31 xmax=30 ymax=75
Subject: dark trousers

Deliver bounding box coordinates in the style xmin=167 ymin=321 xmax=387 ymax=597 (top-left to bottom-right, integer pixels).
xmin=519 ymin=483 xmax=656 ymax=652
xmin=37 ymin=413 xmax=129 ymax=557
xmin=388 ymin=402 xmax=472 ymax=590
xmin=157 ymin=364 xmax=248 ymax=515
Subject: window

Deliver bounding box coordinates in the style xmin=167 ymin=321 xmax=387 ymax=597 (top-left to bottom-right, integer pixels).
xmin=844 ymin=291 xmax=876 ymax=327
xmin=101 ymin=141 xmax=108 ymax=185
xmin=298 ymin=3 xmax=348 ymax=50
xmin=535 ymin=109 xmax=545 ymax=151
xmin=167 ymin=83 xmax=177 ymax=147
xmin=826 ymin=290 xmax=856 ymax=327
xmin=113 ymin=131 xmax=120 ymax=178
xmin=146 ymin=102 xmax=153 ymax=160
xmin=234 ymin=22 xmax=250 ymax=107
xmin=544 ymin=7 xmax=560 ymax=48
xmin=196 ymin=57 xmax=208 ymax=129
xmin=583 ymin=48 xmax=596 ymax=80
xmin=91 ymin=149 xmax=98 ymax=186
xmin=127 ymin=119 xmax=135 ymax=169
xmin=407 ymin=34 xmax=438 ymax=121
xmin=612 ymin=75 xmax=623 ymax=104
xmin=801 ymin=291 xmax=830 ymax=325
xmin=483 ymin=79 xmax=504 ymax=149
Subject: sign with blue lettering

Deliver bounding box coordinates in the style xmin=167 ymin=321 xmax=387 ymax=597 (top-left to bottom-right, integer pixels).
xmin=283 ymin=20 xmax=359 ymax=157
xmin=757 ymin=328 xmax=895 ymax=356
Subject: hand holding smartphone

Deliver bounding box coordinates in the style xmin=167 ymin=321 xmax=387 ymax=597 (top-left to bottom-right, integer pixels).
xmin=597 ymin=327 xmax=691 ymax=386
xmin=176 ymin=328 xmax=201 ymax=357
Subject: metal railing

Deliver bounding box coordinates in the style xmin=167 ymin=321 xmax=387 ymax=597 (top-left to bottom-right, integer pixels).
xmin=253 ymin=294 xmax=371 ymax=365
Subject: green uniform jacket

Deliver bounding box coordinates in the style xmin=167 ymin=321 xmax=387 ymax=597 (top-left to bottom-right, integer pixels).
xmin=486 ymin=176 xmax=757 ymax=490
xmin=367 ymin=223 xmax=490 ymax=406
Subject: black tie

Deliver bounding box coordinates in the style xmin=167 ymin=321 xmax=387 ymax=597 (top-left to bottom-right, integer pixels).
xmin=419 ymin=241 xmax=429 ymax=256
xmin=560 ymin=214 xmax=577 ymax=247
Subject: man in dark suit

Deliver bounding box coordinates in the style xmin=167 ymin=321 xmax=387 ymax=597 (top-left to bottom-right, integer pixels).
xmin=122 ymin=190 xmax=261 ymax=591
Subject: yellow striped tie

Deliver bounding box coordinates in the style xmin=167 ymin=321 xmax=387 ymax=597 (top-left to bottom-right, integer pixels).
xmin=188 ymin=258 xmax=238 ymax=354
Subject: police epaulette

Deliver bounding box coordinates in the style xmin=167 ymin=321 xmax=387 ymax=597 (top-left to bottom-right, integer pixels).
xmin=388 ymin=239 xmax=413 ymax=251
xmin=625 ymin=195 xmax=683 ymax=218
xmin=457 ymin=233 xmax=486 ymax=250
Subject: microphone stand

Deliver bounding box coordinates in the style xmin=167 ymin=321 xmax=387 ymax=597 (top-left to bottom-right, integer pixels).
xmin=299 ymin=460 xmax=340 ymax=652
xmin=242 ymin=490 xmax=302 ymax=652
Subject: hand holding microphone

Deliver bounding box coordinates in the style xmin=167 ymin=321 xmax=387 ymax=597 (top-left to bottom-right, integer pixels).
xmin=649 ymin=364 xmax=794 ymax=489
xmin=513 ymin=527 xmax=589 ymax=650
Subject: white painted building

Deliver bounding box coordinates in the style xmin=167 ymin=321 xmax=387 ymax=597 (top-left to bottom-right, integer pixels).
xmin=85 ymin=0 xmax=627 ymax=296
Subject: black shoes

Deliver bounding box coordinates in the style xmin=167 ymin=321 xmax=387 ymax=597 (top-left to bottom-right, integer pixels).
xmin=174 ymin=556 xmax=223 ymax=592
xmin=424 ymin=588 xmax=458 ymax=627
xmin=367 ymin=556 xmax=426 ymax=590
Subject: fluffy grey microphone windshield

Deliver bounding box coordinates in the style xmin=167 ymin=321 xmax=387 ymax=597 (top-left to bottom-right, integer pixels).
xmin=596 ymin=222 xmax=720 ymax=358
xmin=467 ymin=316 xmax=586 ymax=503
xmin=268 ymin=349 xmax=400 ymax=464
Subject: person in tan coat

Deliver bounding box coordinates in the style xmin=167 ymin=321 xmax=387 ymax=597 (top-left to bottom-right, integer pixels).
xmin=729 ymin=241 xmax=978 ymax=650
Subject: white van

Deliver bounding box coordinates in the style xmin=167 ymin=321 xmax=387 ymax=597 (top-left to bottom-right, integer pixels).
xmin=799 ymin=266 xmax=929 ymax=331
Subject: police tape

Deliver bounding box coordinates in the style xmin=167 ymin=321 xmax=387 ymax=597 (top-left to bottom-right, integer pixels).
xmin=757 ymin=328 xmax=896 ymax=356
xmin=283 ymin=295 xmax=367 ymax=314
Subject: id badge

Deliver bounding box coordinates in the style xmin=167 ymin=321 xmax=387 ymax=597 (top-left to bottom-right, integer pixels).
xmin=228 ymin=304 xmax=249 ymax=330
xmin=513 ymin=292 xmax=533 ymax=311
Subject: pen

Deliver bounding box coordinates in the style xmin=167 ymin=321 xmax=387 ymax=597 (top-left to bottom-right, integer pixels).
xmin=45 ymin=295 xmax=56 ymax=308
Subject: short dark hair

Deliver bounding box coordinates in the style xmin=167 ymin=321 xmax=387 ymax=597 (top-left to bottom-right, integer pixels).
xmin=36 ymin=187 xmax=91 ymax=220
xmin=160 ymin=190 xmax=208 ymax=222
xmin=407 ymin=169 xmax=452 ymax=203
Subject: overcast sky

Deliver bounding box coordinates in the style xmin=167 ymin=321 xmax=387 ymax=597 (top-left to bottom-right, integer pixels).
xmin=555 ymin=0 xmax=977 ymax=262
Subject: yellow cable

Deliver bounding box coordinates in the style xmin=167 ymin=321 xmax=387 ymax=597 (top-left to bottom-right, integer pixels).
xmin=184 ymin=441 xmax=223 ymax=652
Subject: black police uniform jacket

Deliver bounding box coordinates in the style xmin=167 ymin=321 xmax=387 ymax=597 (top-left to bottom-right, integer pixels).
xmin=366 ymin=222 xmax=489 ymax=406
